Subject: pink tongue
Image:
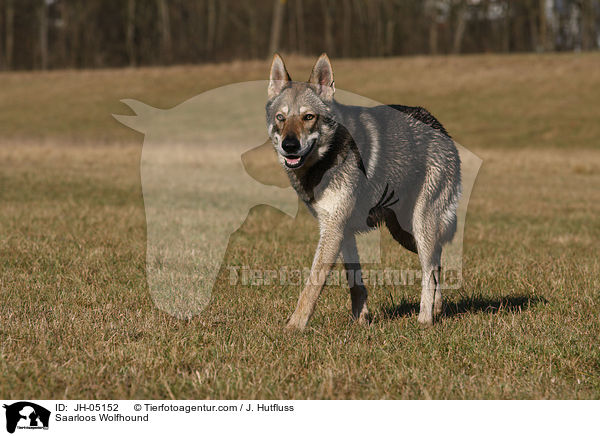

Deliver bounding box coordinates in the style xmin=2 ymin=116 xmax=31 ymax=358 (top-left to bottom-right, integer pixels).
xmin=285 ymin=157 xmax=301 ymax=165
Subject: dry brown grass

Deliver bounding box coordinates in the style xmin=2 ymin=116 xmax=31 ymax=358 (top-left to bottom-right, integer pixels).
xmin=1 ymin=52 xmax=599 ymax=149
xmin=0 ymin=53 xmax=599 ymax=399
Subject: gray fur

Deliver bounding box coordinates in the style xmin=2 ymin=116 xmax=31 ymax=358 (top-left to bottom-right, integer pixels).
xmin=266 ymin=54 xmax=461 ymax=329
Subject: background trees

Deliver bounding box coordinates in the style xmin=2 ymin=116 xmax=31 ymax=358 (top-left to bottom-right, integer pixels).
xmin=0 ymin=0 xmax=598 ymax=71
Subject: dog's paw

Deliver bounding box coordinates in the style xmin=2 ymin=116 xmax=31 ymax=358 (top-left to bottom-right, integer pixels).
xmin=353 ymin=306 xmax=370 ymax=326
xmin=417 ymin=312 xmax=434 ymax=328
xmin=285 ymin=313 xmax=308 ymax=331
xmin=358 ymin=312 xmax=370 ymax=326
xmin=284 ymin=321 xmax=306 ymax=331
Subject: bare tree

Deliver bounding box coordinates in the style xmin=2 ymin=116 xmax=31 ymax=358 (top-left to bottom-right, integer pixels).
xmin=320 ymin=0 xmax=334 ymax=55
xmin=215 ymin=0 xmax=228 ymax=54
xmin=287 ymin=0 xmax=296 ymax=52
xmin=539 ymin=0 xmax=547 ymax=52
xmin=502 ymin=0 xmax=511 ymax=52
xmin=268 ymin=0 xmax=285 ymax=56
xmin=372 ymin=0 xmax=384 ymax=56
xmin=4 ymin=0 xmax=13 ymax=69
xmin=39 ymin=0 xmax=48 ymax=69
xmin=126 ymin=0 xmax=136 ymax=66
xmin=511 ymin=1 xmax=525 ymax=51
xmin=295 ymin=0 xmax=305 ymax=54
xmin=383 ymin=0 xmax=395 ymax=56
xmin=453 ymin=0 xmax=468 ymax=54
xmin=157 ymin=0 xmax=171 ymax=64
xmin=527 ymin=0 xmax=538 ymax=51
xmin=0 ymin=0 xmax=4 ymax=70
xmin=206 ymin=0 xmax=216 ymax=59
xmin=56 ymin=0 xmax=69 ymax=68
xmin=243 ymin=2 xmax=259 ymax=58
xmin=363 ymin=0 xmax=380 ymax=56
xmin=582 ymin=0 xmax=596 ymax=50
xmin=353 ymin=0 xmax=367 ymax=56
xmin=342 ymin=0 xmax=352 ymax=57
xmin=426 ymin=0 xmax=439 ymax=55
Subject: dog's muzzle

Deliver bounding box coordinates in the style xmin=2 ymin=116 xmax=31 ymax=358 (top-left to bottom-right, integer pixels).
xmin=280 ymin=136 xmax=317 ymax=169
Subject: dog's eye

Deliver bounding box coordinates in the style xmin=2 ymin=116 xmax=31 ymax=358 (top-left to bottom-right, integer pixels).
xmin=303 ymin=114 xmax=315 ymax=121
xmin=276 ymin=114 xmax=285 ymax=122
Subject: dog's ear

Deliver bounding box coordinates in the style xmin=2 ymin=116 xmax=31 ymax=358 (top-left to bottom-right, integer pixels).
xmin=268 ymin=53 xmax=291 ymax=100
xmin=308 ymin=53 xmax=335 ymax=101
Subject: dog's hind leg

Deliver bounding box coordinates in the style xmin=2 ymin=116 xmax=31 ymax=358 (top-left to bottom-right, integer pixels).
xmin=413 ymin=208 xmax=443 ymax=326
xmin=383 ymin=209 xmax=418 ymax=254
xmin=433 ymin=265 xmax=443 ymax=317
xmin=341 ymin=233 xmax=369 ymax=324
xmin=416 ymin=243 xmax=442 ymax=327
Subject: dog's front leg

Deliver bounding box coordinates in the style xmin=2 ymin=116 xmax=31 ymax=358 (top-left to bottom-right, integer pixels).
xmin=286 ymin=222 xmax=344 ymax=330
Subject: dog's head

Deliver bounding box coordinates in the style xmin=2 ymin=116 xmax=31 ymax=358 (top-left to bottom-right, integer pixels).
xmin=265 ymin=53 xmax=337 ymax=170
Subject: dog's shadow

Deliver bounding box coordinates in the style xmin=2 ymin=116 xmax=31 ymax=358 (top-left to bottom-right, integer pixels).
xmin=380 ymin=295 xmax=547 ymax=320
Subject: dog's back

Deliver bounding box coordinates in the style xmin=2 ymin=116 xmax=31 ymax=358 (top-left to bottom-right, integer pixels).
xmin=328 ymin=100 xmax=461 ymax=245
xmin=388 ymin=104 xmax=451 ymax=138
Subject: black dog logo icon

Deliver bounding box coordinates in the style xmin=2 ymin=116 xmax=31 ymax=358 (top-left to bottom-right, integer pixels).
xmin=3 ymin=402 xmax=50 ymax=433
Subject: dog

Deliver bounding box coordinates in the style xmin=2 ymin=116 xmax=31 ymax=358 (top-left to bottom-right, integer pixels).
xmin=265 ymin=53 xmax=461 ymax=329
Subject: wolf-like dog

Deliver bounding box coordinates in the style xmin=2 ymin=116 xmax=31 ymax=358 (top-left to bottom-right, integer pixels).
xmin=266 ymin=53 xmax=461 ymax=329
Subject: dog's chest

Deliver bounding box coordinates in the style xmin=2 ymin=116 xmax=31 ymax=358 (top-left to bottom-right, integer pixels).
xmin=311 ymin=186 xmax=348 ymax=216
xmin=310 ymin=183 xmax=377 ymax=232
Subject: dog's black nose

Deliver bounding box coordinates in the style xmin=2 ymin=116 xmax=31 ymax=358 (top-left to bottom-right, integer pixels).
xmin=282 ymin=136 xmax=301 ymax=154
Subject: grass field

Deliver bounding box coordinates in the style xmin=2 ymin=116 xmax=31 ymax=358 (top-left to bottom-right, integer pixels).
xmin=1 ymin=53 xmax=599 ymax=399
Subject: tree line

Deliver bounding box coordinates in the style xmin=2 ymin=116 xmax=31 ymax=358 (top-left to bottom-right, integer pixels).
xmin=0 ymin=0 xmax=598 ymax=71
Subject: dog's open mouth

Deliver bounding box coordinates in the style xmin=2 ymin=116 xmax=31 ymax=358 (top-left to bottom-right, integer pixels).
xmin=283 ymin=155 xmax=303 ymax=168
xmin=281 ymin=140 xmax=316 ymax=169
